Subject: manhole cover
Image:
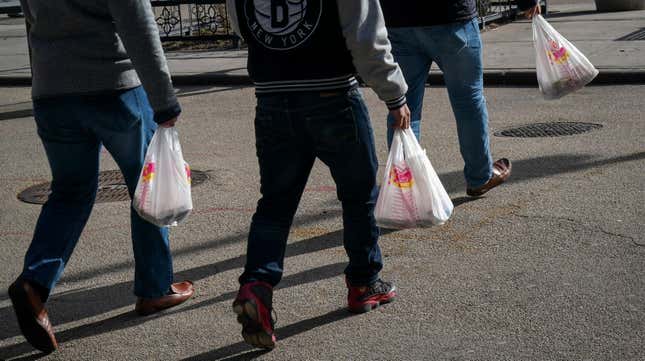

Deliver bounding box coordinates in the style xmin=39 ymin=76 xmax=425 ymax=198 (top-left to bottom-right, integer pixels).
xmin=616 ymin=28 xmax=645 ymax=41
xmin=18 ymin=169 xmax=209 ymax=205
xmin=494 ymin=122 xmax=603 ymax=138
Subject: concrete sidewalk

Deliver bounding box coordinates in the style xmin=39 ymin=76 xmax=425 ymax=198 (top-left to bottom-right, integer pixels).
xmin=0 ymin=1 xmax=644 ymax=86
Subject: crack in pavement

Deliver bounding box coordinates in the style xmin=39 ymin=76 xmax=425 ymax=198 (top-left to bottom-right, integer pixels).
xmin=513 ymin=213 xmax=642 ymax=247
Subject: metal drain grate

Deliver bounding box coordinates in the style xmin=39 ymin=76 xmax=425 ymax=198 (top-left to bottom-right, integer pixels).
xmin=616 ymin=28 xmax=645 ymax=41
xmin=494 ymin=122 xmax=603 ymax=138
xmin=18 ymin=169 xmax=209 ymax=205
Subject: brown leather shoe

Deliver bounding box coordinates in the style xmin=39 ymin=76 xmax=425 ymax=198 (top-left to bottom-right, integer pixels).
xmin=135 ymin=281 xmax=195 ymax=316
xmin=8 ymin=279 xmax=58 ymax=354
xmin=466 ymin=158 xmax=512 ymax=197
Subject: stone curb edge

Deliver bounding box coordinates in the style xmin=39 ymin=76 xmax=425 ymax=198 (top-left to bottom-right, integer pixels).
xmin=2 ymin=70 xmax=644 ymax=87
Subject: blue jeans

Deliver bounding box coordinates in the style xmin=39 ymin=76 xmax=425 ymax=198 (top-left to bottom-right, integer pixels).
xmin=240 ymin=89 xmax=383 ymax=287
xmin=387 ymin=18 xmax=493 ymax=188
xmin=21 ymin=86 xmax=173 ymax=299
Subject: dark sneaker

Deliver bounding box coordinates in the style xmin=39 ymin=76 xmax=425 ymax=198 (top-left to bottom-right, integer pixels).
xmin=232 ymin=281 xmax=276 ymax=349
xmin=8 ymin=279 xmax=58 ymax=354
xmin=347 ymin=278 xmax=397 ymax=314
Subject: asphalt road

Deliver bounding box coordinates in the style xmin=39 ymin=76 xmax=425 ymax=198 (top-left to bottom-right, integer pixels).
xmin=0 ymin=84 xmax=643 ymax=360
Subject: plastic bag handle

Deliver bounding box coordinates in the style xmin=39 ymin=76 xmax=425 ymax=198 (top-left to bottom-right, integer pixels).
xmin=397 ymin=128 xmax=424 ymax=160
xmin=157 ymin=127 xmax=182 ymax=153
xmin=169 ymin=128 xmax=181 ymax=153
xmin=393 ymin=129 xmax=410 ymax=161
xmin=532 ymin=14 xmax=548 ymax=42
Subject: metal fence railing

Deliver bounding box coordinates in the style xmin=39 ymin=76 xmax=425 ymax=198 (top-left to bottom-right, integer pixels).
xmin=4 ymin=0 xmax=549 ymax=30
xmin=149 ymin=0 xmax=548 ymax=45
xmin=150 ymin=0 xmax=239 ymax=46
xmin=478 ymin=0 xmax=517 ymax=26
xmin=478 ymin=0 xmax=548 ymax=27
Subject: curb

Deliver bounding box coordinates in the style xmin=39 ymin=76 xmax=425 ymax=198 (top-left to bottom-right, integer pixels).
xmin=172 ymin=69 xmax=645 ymax=86
xmin=0 ymin=77 xmax=31 ymax=86
xmin=470 ymin=69 xmax=645 ymax=86
xmin=2 ymin=69 xmax=645 ymax=87
xmin=162 ymin=69 xmax=645 ymax=86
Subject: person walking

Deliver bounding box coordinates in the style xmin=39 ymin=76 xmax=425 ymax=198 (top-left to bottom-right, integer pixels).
xmin=8 ymin=0 xmax=195 ymax=354
xmin=226 ymin=0 xmax=410 ymax=349
xmin=380 ymin=0 xmax=541 ymax=196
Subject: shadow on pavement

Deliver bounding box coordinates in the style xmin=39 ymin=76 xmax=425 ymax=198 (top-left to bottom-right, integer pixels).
xmin=438 ymin=151 xmax=645 ymax=194
xmin=0 ymin=108 xmax=32 ymax=121
xmin=0 ymin=262 xmax=349 ymax=360
xmin=5 ymin=151 xmax=643 ymax=296
xmin=0 ymin=210 xmax=341 ymax=305
xmin=43 ymin=210 xmax=341 ymax=291
xmin=0 ymin=228 xmax=375 ymax=359
xmin=2 ymin=151 xmax=644 ymax=357
xmin=181 ymin=308 xmax=355 ymax=361
xmin=0 ymin=100 xmax=33 ymax=121
xmin=451 ymin=196 xmax=479 ymax=207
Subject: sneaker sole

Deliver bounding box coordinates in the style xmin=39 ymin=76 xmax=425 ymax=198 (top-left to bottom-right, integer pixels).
xmin=348 ymin=292 xmax=397 ymax=314
xmin=8 ymin=285 xmax=57 ymax=354
xmin=232 ymin=300 xmax=275 ymax=349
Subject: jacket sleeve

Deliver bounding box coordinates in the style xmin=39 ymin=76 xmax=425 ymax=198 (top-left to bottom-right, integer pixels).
xmin=107 ymin=0 xmax=181 ymax=123
xmin=336 ymin=0 xmax=408 ymax=110
xmin=517 ymin=0 xmax=539 ymax=11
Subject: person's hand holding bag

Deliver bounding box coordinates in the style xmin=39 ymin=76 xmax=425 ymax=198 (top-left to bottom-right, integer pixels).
xmin=159 ymin=116 xmax=179 ymax=128
xmin=133 ymin=126 xmax=193 ymax=227
xmin=375 ymin=128 xmax=453 ymax=229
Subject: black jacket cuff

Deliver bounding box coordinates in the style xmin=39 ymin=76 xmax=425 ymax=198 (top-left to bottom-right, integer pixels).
xmin=153 ymin=103 xmax=182 ymax=124
xmin=386 ymin=95 xmax=407 ymax=110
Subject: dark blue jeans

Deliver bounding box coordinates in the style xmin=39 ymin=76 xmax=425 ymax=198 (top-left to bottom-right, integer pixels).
xmin=240 ymin=89 xmax=383 ymax=287
xmin=21 ymin=86 xmax=173 ymax=299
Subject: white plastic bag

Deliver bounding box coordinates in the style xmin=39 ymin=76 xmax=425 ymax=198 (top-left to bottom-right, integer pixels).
xmin=133 ymin=127 xmax=193 ymax=227
xmin=533 ymin=15 xmax=599 ymax=99
xmin=375 ymin=128 xmax=453 ymax=229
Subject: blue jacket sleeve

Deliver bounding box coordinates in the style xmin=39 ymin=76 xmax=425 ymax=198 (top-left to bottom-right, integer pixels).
xmin=517 ymin=0 xmax=539 ymax=11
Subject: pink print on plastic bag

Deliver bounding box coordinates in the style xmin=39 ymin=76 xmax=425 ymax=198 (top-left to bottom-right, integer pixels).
xmin=547 ymin=39 xmax=570 ymax=65
xmin=137 ymin=162 xmax=155 ymax=208
xmin=185 ymin=163 xmax=192 ymax=185
xmin=388 ymin=164 xmax=418 ymax=223
xmin=389 ymin=165 xmax=414 ymax=189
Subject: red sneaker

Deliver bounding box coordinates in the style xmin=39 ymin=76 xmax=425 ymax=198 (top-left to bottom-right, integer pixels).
xmin=232 ymin=281 xmax=276 ymax=349
xmin=347 ymin=278 xmax=397 ymax=314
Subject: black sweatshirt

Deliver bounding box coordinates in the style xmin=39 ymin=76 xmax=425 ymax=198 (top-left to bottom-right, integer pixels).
xmin=227 ymin=0 xmax=408 ymax=109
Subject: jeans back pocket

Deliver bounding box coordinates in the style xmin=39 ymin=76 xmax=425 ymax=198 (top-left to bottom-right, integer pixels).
xmin=305 ymin=106 xmax=358 ymax=153
xmin=254 ymin=109 xmax=295 ymax=156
